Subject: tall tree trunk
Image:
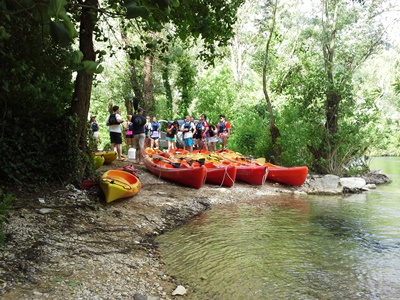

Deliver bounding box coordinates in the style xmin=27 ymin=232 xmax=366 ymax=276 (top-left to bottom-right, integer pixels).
xmin=263 ymin=0 xmax=282 ymax=162
xmin=120 ymin=29 xmax=143 ymax=114
xmin=70 ymin=0 xmax=98 ymax=151
xmin=323 ymin=2 xmax=339 ymax=136
xmin=162 ymin=62 xmax=173 ymax=119
xmin=143 ymin=54 xmax=154 ymax=113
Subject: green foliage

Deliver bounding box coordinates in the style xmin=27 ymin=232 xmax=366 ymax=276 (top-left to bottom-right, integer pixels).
xmin=0 ymin=190 xmax=13 ymax=244
xmin=0 ymin=4 xmax=86 ymax=186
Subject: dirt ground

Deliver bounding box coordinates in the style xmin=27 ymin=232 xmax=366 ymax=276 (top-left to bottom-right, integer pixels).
xmin=0 ymin=159 xmax=319 ymax=299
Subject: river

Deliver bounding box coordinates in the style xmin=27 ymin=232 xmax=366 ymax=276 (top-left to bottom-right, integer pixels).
xmin=156 ymin=157 xmax=400 ymax=300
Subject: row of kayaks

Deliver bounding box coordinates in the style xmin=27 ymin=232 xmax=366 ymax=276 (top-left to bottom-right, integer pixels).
xmin=144 ymin=148 xmax=308 ymax=189
xmin=96 ymin=148 xmax=308 ymax=203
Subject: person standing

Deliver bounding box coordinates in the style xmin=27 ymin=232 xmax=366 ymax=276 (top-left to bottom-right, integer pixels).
xmin=149 ymin=116 xmax=161 ymax=149
xmin=131 ymin=107 xmax=147 ymax=164
xmin=180 ymin=115 xmax=196 ymax=153
xmin=106 ymin=106 xmax=125 ymax=160
xmin=217 ymin=114 xmax=231 ymax=150
xmin=166 ymin=120 xmax=179 ymax=152
xmin=199 ymin=114 xmax=209 ymax=150
xmin=208 ymin=123 xmax=218 ymax=152
xmin=124 ymin=115 xmax=134 ymax=151
xmin=144 ymin=116 xmax=151 ymax=148
xmin=89 ymin=115 xmax=100 ymax=147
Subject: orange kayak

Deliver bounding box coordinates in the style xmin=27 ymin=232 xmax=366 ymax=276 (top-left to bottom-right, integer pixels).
xmin=176 ymin=157 xmax=237 ymax=187
xmin=264 ymin=163 xmax=308 ymax=186
xmin=144 ymin=154 xmax=206 ymax=189
xmin=215 ymin=149 xmax=308 ymax=186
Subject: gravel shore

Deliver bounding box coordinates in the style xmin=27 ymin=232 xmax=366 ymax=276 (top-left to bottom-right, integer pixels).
xmin=1 ymin=160 xmax=380 ymax=299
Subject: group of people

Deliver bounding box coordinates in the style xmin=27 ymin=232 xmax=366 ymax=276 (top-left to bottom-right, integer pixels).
xmin=89 ymin=106 xmax=231 ymax=162
xmin=102 ymin=105 xmax=147 ymax=163
xmin=179 ymin=114 xmax=231 ymax=153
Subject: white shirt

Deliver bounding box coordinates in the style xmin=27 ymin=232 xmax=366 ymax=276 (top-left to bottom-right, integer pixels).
xmin=107 ymin=113 xmax=123 ymax=133
xmin=180 ymin=121 xmax=195 ymax=139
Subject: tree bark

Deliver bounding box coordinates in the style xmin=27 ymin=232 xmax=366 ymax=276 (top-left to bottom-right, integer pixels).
xmin=263 ymin=0 xmax=282 ymax=162
xmin=143 ymin=54 xmax=154 ymax=113
xmin=70 ymin=0 xmax=98 ymax=150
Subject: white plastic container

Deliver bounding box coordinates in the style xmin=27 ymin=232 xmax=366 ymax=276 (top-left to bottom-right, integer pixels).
xmin=128 ymin=148 xmax=136 ymax=160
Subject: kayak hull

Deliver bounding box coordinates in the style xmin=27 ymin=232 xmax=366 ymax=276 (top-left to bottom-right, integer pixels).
xmin=100 ymin=170 xmax=142 ymax=203
xmin=204 ymin=162 xmax=237 ymax=187
xmin=265 ymin=163 xmax=308 ymax=186
xmin=144 ymin=155 xmax=206 ymax=189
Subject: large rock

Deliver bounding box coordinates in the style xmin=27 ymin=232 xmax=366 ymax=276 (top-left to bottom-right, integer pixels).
xmin=302 ymin=174 xmax=342 ymax=195
xmin=340 ymin=177 xmax=367 ymax=193
xmin=362 ymin=170 xmax=391 ymax=185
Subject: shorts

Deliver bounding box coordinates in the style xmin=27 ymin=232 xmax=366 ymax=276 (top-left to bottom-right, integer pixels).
xmin=208 ymin=136 xmax=218 ymax=143
xmin=194 ymin=132 xmax=202 ymax=139
xmin=110 ymin=132 xmax=122 ymax=144
xmin=133 ymin=133 xmax=145 ymax=149
xmin=184 ymin=138 xmax=193 ymax=147
xmin=126 ymin=134 xmax=133 ymax=138
xmin=151 ymin=137 xmax=159 ymax=140
xmin=93 ymin=131 xmax=99 ymax=139
xmin=166 ymin=137 xmax=175 ymax=142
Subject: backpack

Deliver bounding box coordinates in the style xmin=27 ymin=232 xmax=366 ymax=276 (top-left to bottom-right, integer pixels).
xmin=108 ymin=114 xmax=118 ymax=125
xmin=91 ymin=122 xmax=99 ymax=132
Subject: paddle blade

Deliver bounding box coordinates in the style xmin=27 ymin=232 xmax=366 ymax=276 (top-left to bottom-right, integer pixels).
xmin=256 ymin=157 xmax=266 ymax=164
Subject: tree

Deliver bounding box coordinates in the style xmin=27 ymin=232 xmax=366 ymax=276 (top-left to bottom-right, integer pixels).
xmin=1 ymin=0 xmax=245 ymax=185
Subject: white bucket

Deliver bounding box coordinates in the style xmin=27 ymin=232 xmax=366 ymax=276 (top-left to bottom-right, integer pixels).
xmin=128 ymin=148 xmax=136 ymax=160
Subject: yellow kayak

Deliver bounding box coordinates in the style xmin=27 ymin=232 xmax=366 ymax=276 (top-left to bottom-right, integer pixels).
xmin=93 ymin=155 xmax=105 ymax=169
xmin=94 ymin=151 xmax=117 ymax=164
xmin=100 ymin=170 xmax=142 ymax=203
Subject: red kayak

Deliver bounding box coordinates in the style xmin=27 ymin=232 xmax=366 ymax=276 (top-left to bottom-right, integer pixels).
xmin=215 ymin=149 xmax=308 ymax=186
xmin=171 ymin=150 xmax=237 ymax=187
xmin=144 ymin=154 xmax=206 ymax=189
xmin=209 ymin=150 xmax=268 ymax=185
xmin=204 ymin=162 xmax=237 ymax=187
xmin=177 ymin=157 xmax=237 ymax=187
xmin=264 ymin=163 xmax=308 ymax=186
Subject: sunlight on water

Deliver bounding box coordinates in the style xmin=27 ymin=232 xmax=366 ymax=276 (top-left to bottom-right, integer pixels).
xmin=156 ymin=158 xmax=400 ymax=300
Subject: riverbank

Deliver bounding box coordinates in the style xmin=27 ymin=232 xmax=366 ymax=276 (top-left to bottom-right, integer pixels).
xmin=0 ymin=161 xmax=389 ymax=299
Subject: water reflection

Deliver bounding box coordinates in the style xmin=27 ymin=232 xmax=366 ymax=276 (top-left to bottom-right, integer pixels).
xmin=157 ymin=158 xmax=400 ymax=299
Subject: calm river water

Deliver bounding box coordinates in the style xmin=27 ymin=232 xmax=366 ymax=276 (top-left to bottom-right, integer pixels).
xmin=156 ymin=157 xmax=400 ymax=300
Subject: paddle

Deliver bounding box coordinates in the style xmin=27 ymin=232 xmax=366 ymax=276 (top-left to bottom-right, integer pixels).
xmin=151 ymin=154 xmax=182 ymax=168
xmin=176 ymin=157 xmax=206 ymax=166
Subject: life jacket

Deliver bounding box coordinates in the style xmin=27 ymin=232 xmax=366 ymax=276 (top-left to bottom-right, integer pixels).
xmin=91 ymin=122 xmax=99 ymax=132
xmin=151 ymin=122 xmax=159 ymax=132
xmin=196 ymin=122 xmax=204 ymax=134
xmin=218 ymin=121 xmax=227 ymax=133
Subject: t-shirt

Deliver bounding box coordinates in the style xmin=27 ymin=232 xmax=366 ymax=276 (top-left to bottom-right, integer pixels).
xmin=150 ymin=122 xmax=161 ymax=138
xmin=131 ymin=114 xmax=146 ymax=135
xmin=166 ymin=123 xmax=178 ymax=138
